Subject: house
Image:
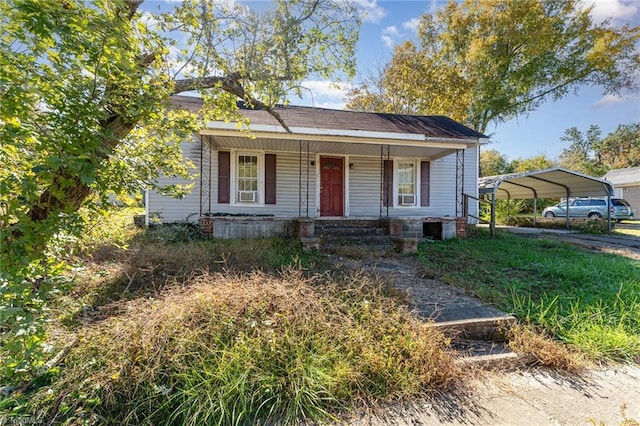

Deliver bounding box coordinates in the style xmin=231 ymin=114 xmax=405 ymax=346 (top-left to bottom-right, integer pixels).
xmin=604 ymin=166 xmax=640 ymax=218
xmin=146 ymin=96 xmax=487 ymax=250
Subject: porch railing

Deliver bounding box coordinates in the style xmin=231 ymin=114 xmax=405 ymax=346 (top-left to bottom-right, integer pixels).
xmin=463 ymin=193 xmax=495 ymax=236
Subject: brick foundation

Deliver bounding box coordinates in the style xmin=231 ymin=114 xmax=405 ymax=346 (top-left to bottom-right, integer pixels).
xmin=456 ymin=217 xmax=468 ymax=239
xmin=295 ymin=218 xmax=315 ymax=238
xmin=198 ymin=216 xmax=214 ymax=237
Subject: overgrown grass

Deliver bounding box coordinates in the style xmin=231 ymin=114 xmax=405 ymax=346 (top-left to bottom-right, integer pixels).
xmin=24 ymin=270 xmax=459 ymax=425
xmin=416 ymin=228 xmax=640 ymax=362
xmin=5 ymin=223 xmax=462 ymax=425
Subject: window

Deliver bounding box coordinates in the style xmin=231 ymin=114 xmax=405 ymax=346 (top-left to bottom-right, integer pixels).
xmin=237 ymin=154 xmax=258 ymax=203
xmin=218 ymin=151 xmax=276 ymax=205
xmin=397 ymin=162 xmax=416 ymax=206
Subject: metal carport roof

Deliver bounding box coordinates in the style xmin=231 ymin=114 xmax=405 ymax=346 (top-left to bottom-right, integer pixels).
xmin=477 ymin=167 xmax=615 ymax=233
xmin=479 ymin=167 xmax=614 ymax=200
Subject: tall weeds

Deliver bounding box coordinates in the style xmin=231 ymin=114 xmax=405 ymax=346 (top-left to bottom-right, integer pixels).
xmin=30 ymin=268 xmax=459 ymax=425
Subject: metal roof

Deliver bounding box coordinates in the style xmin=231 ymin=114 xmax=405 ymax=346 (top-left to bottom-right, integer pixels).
xmin=170 ymin=95 xmax=487 ymax=140
xmin=479 ymin=167 xmax=614 ymax=199
xmin=603 ymin=166 xmax=640 ymax=186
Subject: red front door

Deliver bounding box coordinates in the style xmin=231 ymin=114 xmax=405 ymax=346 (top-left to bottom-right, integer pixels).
xmin=320 ymin=157 xmax=344 ymax=216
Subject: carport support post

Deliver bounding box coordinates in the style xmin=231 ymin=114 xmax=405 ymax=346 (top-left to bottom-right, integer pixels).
xmin=565 ymin=188 xmax=570 ymax=230
xmin=607 ymin=193 xmax=612 ymax=232
xmin=490 ymin=191 xmax=496 ymax=237
xmin=533 ymin=198 xmax=537 ymax=227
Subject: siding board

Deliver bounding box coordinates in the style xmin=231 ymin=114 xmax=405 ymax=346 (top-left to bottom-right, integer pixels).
xmin=147 ymin=138 xmax=480 ymax=222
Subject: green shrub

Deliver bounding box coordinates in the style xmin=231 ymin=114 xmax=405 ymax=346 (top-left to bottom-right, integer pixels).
xmin=480 ymin=199 xmax=525 ymax=225
xmin=505 ymin=216 xmax=611 ymax=233
xmin=144 ymin=222 xmax=208 ymax=243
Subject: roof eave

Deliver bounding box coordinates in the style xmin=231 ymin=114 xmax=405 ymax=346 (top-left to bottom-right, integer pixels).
xmin=202 ymin=121 xmax=479 ymax=149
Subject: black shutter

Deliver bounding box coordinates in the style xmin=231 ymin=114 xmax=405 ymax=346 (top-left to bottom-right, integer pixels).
xmin=383 ymin=160 xmax=393 ymax=207
xmin=420 ymin=161 xmax=430 ymax=207
xmin=265 ymin=153 xmax=276 ymax=204
xmin=218 ymin=151 xmax=230 ymax=204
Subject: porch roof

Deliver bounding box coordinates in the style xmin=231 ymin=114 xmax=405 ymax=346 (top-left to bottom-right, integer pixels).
xmin=172 ymin=95 xmax=487 ymax=155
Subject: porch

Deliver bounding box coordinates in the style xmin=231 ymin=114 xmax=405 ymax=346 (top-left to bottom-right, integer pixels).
xmin=198 ymin=215 xmax=468 ymax=253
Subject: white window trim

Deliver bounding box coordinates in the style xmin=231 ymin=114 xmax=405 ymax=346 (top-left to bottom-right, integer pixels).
xmin=393 ymin=158 xmax=420 ymax=208
xmin=230 ymin=150 xmax=265 ymax=206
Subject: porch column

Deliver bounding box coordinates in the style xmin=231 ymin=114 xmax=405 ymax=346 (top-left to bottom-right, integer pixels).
xmin=380 ymin=145 xmax=391 ymax=218
xmin=199 ymin=135 xmax=213 ymax=216
xmin=298 ymin=140 xmax=311 ymax=218
xmin=455 ymin=149 xmax=464 ymax=217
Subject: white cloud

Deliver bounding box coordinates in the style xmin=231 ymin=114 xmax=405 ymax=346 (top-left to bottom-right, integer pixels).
xmin=581 ymin=0 xmax=639 ymax=24
xmin=381 ymin=25 xmax=401 ymax=48
xmin=402 ymin=17 xmax=421 ymax=33
xmin=379 ymin=16 xmax=422 ymax=48
xmin=300 ymin=80 xmax=353 ymax=108
xmin=592 ymin=93 xmax=639 ymax=108
xmin=353 ymin=0 xmax=387 ymax=23
xmin=302 ymin=80 xmax=352 ymax=98
xmin=382 ymin=25 xmax=400 ymax=37
xmin=381 ymin=35 xmax=395 ymax=48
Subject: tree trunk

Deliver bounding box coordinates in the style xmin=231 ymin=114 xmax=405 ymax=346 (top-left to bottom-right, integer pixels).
xmin=28 ymin=172 xmax=93 ymax=222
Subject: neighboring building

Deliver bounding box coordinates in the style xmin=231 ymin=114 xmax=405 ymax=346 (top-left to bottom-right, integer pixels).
xmin=146 ymin=96 xmax=487 ymax=243
xmin=604 ymin=166 xmax=640 ymax=218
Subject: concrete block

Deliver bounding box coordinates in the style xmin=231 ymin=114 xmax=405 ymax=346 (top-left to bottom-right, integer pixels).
xmin=390 ymin=237 xmax=418 ymax=253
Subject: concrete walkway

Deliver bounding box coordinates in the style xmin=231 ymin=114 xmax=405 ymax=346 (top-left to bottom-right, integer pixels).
xmin=347 ymin=366 xmax=640 ymax=425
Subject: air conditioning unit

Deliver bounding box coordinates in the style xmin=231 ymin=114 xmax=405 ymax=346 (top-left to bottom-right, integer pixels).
xmin=399 ymin=194 xmax=415 ymax=206
xmin=238 ymin=191 xmax=257 ymax=203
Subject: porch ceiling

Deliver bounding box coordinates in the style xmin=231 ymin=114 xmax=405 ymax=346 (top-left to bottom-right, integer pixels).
xmin=203 ymin=135 xmax=464 ymax=160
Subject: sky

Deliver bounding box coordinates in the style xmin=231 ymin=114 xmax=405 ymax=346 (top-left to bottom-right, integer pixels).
xmin=291 ymin=0 xmax=640 ymax=162
xmin=145 ymin=0 xmax=640 ymax=162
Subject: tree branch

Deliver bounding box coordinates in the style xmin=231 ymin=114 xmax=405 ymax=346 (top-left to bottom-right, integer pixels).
xmin=173 ymin=74 xmax=292 ymax=133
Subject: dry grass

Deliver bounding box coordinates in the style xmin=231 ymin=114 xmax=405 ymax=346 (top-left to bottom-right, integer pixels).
xmin=28 ymin=238 xmax=463 ymax=425
xmin=506 ymin=324 xmax=587 ymax=373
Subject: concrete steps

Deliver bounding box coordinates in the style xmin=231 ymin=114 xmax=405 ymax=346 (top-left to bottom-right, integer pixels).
xmin=433 ymin=315 xmax=520 ymax=368
xmin=315 ymin=219 xmax=394 ymax=251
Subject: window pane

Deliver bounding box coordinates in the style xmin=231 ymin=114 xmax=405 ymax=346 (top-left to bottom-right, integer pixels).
xmin=398 ymin=163 xmax=414 ymax=194
xmin=237 ymin=155 xmax=258 ymax=203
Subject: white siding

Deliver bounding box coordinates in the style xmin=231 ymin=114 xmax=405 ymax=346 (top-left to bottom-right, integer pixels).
xmin=208 ymin=150 xmax=316 ymax=217
xmin=147 ymin=138 xmax=201 ymax=223
xmin=348 ymin=156 xmax=383 ymax=216
xmin=147 ymin=140 xmax=317 ymax=222
xmin=147 ymin=138 xmax=480 ymax=222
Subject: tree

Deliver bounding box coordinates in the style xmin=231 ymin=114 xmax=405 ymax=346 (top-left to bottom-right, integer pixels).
xmin=510 ymin=155 xmax=557 ymax=173
xmin=558 ymin=125 xmax=606 ymax=175
xmin=479 ymin=149 xmax=512 ymax=176
xmin=0 ymin=0 xmax=359 ymax=380
xmin=596 ymin=123 xmax=640 ymax=170
xmin=557 ymin=122 xmax=639 ymax=175
xmin=346 ymin=0 xmax=640 ymax=133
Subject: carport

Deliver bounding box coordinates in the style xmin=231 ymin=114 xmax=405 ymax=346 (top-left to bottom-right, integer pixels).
xmin=476 ymin=167 xmax=615 ymax=234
